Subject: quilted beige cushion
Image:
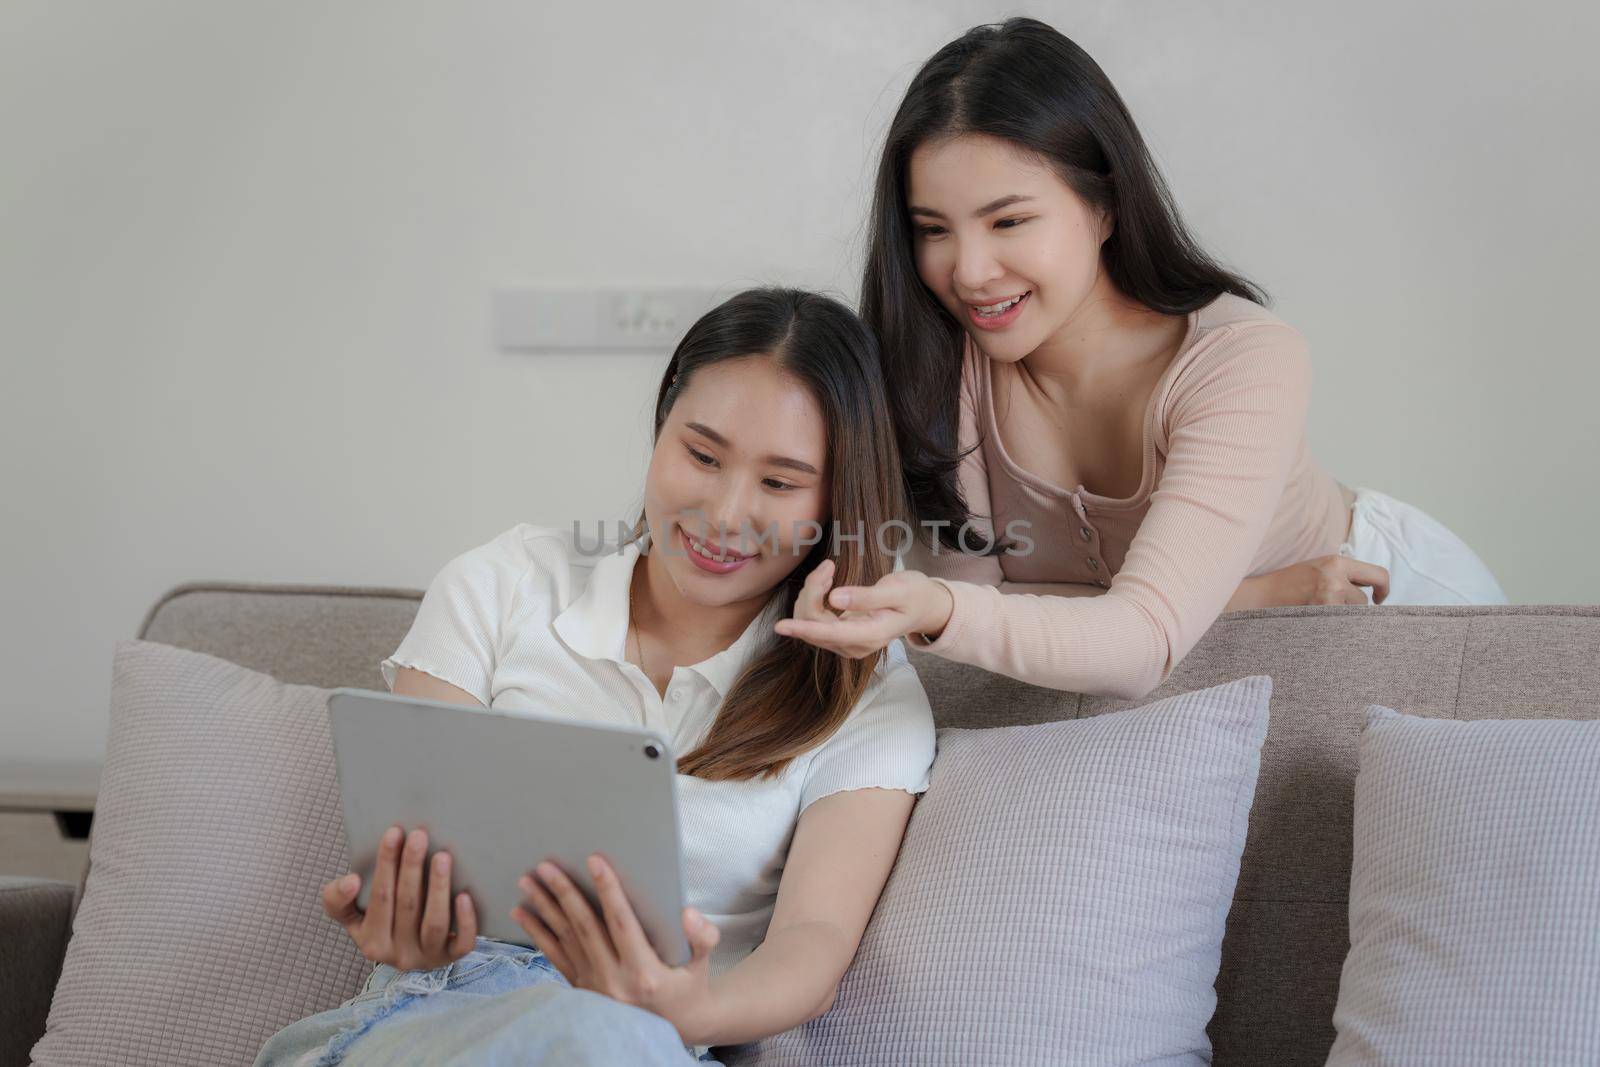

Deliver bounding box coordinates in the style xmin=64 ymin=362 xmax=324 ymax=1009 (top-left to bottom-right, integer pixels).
xmin=31 ymin=640 xmax=370 ymax=1067
xmin=1327 ymin=706 xmax=1600 ymax=1064
xmin=728 ymin=675 xmax=1273 ymax=1066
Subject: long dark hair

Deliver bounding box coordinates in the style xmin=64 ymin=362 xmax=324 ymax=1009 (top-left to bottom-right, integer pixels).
xmin=631 ymin=288 xmax=906 ymax=781
xmin=862 ymin=17 xmax=1267 ymax=549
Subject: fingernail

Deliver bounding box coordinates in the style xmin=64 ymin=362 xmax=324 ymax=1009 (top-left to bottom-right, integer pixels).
xmin=518 ymin=875 xmax=535 ymax=894
xmin=384 ymin=827 xmax=402 ymax=847
xmin=587 ymin=855 xmax=604 ymax=876
xmin=458 ymin=893 xmax=472 ymax=910
xmin=537 ymin=862 xmax=558 ymax=881
xmin=340 ymin=873 xmax=359 ymax=892
xmin=435 ymin=852 xmax=450 ymax=872
xmin=832 ymin=591 xmax=851 ymax=607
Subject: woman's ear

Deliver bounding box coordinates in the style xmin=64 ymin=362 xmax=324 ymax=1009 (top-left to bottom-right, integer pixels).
xmin=1097 ymin=208 xmax=1116 ymax=245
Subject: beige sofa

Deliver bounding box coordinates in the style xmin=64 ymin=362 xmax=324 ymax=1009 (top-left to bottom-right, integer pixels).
xmin=3 ymin=582 xmax=1596 ymax=1066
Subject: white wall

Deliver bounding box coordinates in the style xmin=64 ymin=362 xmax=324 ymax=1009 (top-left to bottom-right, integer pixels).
xmin=3 ymin=1 xmax=1596 ymax=766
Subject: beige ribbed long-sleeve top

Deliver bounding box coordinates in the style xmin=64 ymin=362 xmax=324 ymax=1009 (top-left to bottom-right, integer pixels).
xmin=905 ymin=294 xmax=1350 ymax=699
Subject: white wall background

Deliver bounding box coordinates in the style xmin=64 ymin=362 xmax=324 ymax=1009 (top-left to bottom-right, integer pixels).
xmin=4 ymin=1 xmax=1597 ymax=767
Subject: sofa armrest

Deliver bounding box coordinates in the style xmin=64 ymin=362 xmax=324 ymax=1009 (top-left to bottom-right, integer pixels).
xmin=0 ymin=876 xmax=73 ymax=1067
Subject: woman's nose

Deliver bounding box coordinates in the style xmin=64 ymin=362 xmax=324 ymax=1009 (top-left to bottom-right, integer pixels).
xmin=952 ymin=239 xmax=1004 ymax=294
xmin=700 ymin=486 xmax=761 ymax=548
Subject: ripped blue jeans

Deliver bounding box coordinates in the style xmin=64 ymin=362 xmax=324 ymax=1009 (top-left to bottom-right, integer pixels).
xmin=252 ymin=938 xmax=723 ymax=1066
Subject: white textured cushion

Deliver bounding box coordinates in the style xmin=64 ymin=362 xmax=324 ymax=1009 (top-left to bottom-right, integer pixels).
xmin=31 ymin=641 xmax=369 ymax=1067
xmin=1327 ymin=706 xmax=1600 ymax=1065
xmin=727 ymin=675 xmax=1273 ymax=1067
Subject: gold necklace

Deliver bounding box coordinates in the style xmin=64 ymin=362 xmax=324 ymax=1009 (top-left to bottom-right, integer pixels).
xmin=628 ymin=581 xmax=647 ymax=679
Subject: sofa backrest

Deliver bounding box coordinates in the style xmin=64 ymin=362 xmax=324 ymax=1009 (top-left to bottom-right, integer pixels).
xmin=133 ymin=584 xmax=1600 ymax=1066
xmin=137 ymin=582 xmax=422 ymax=691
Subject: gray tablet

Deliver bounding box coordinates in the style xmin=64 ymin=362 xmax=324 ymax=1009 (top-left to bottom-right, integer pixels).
xmin=326 ymin=687 xmax=691 ymax=968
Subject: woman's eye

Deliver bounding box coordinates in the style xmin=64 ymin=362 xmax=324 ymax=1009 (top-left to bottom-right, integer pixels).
xmin=996 ymin=216 xmax=1032 ymax=230
xmin=763 ymin=478 xmax=795 ymax=491
xmin=915 ymin=225 xmax=947 ymax=238
xmin=688 ymin=447 xmax=717 ymax=467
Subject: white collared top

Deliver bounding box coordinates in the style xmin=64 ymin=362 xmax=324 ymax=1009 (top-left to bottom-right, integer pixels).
xmin=379 ymin=524 xmax=937 ymax=978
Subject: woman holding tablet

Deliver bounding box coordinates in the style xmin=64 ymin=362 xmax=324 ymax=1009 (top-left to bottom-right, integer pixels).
xmin=774 ymin=18 xmax=1506 ymax=698
xmin=255 ymin=289 xmax=935 ymax=1065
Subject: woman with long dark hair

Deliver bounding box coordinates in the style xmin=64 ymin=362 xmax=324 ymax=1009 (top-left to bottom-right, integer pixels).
xmin=774 ymin=18 xmax=1505 ymax=698
xmin=255 ymin=289 xmax=934 ymax=1065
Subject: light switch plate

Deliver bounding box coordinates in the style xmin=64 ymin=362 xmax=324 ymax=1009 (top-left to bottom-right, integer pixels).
xmin=492 ymin=286 xmax=726 ymax=352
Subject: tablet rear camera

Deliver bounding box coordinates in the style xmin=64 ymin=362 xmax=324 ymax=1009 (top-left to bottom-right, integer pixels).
xmin=644 ymin=743 xmax=661 ymax=760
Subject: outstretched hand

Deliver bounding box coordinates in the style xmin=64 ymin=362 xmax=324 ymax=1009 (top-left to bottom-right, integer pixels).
xmin=772 ymin=558 xmax=955 ymax=659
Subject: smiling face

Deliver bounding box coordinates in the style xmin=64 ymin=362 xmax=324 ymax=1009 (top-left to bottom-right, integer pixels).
xmin=641 ymin=356 xmax=830 ymax=611
xmin=908 ymin=132 xmax=1114 ymax=364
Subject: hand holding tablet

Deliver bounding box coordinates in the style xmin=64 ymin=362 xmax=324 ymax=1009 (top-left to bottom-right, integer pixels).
xmin=325 ymin=687 xmax=693 ymax=969
xmin=319 ymin=823 xmax=479 ymax=972
xmin=508 ymin=850 xmax=724 ymax=1045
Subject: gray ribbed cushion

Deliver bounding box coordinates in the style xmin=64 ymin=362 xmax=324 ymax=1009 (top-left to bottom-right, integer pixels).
xmin=30 ymin=640 xmax=369 ymax=1067
xmin=1326 ymin=706 xmax=1600 ymax=1065
xmin=728 ymin=675 xmax=1273 ymax=1067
